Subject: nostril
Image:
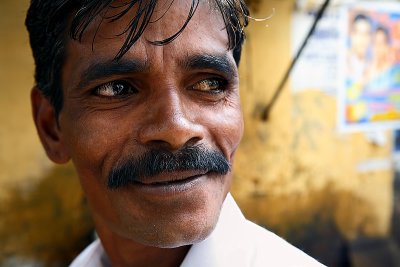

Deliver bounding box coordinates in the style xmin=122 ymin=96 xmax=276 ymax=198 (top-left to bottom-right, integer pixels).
xmin=148 ymin=139 xmax=171 ymax=149
xmin=138 ymin=122 xmax=205 ymax=150
xmin=137 ymin=102 xmax=205 ymax=150
xmin=146 ymin=137 xmax=202 ymax=152
xmin=184 ymin=137 xmax=202 ymax=148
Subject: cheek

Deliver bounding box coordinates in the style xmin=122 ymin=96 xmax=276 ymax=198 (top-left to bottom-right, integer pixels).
xmin=201 ymin=99 xmax=243 ymax=159
xmin=223 ymin=106 xmax=244 ymax=156
xmin=59 ymin=109 xmax=131 ymax=181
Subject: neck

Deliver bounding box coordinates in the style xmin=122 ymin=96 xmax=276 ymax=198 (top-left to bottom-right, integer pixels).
xmin=93 ymin=216 xmax=191 ymax=267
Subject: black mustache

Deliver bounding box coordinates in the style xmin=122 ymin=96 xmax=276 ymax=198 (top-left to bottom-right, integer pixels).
xmin=107 ymin=145 xmax=230 ymax=189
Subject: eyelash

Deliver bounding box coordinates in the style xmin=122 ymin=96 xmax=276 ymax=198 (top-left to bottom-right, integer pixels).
xmin=190 ymin=78 xmax=228 ymax=94
xmin=92 ymin=80 xmax=137 ymax=98
xmin=91 ymin=77 xmax=228 ymax=99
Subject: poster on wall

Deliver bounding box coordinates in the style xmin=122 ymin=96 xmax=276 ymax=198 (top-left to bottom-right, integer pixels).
xmin=338 ymin=2 xmax=400 ymax=132
xmin=291 ymin=0 xmax=341 ymax=94
xmin=291 ymin=0 xmax=359 ymax=94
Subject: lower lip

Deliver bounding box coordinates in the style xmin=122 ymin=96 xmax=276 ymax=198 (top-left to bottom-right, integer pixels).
xmin=128 ymin=174 xmax=207 ymax=197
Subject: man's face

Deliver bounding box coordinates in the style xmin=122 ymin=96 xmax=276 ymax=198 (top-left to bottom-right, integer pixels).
xmin=57 ymin=0 xmax=243 ymax=247
xmin=351 ymin=18 xmax=372 ymax=58
xmin=374 ymin=30 xmax=390 ymax=61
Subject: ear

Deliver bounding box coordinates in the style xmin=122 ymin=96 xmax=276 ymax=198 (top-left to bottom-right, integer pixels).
xmin=31 ymin=87 xmax=70 ymax=164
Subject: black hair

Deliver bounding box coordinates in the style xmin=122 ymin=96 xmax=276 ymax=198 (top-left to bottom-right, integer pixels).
xmin=25 ymin=0 xmax=249 ymax=117
xmin=352 ymin=13 xmax=371 ymax=26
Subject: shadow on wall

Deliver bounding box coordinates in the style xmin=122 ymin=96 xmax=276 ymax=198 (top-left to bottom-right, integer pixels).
xmin=238 ymin=182 xmax=400 ymax=267
xmin=391 ymin=174 xmax=400 ymax=246
xmin=0 ymin=162 xmax=399 ymax=267
xmin=0 ymin=163 xmax=94 ymax=267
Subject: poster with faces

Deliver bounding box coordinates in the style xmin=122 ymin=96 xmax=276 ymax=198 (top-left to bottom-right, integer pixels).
xmin=338 ymin=2 xmax=400 ymax=132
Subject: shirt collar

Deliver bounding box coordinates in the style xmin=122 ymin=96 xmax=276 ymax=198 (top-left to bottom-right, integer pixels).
xmin=180 ymin=193 xmax=249 ymax=267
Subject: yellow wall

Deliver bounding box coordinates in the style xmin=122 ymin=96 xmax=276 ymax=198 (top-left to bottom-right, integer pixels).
xmin=232 ymin=0 xmax=393 ymax=240
xmin=0 ymin=0 xmax=395 ymax=264
xmin=0 ymin=1 xmax=92 ymax=264
xmin=0 ymin=0 xmax=51 ymax=194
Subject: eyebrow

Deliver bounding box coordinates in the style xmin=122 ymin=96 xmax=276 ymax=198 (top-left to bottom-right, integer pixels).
xmin=77 ymin=59 xmax=150 ymax=89
xmin=179 ymin=54 xmax=237 ymax=77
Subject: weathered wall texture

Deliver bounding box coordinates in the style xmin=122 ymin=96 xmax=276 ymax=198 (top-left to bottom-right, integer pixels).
xmin=232 ymin=0 xmax=393 ymax=243
xmin=0 ymin=0 xmax=395 ymax=266
xmin=0 ymin=1 xmax=93 ymax=265
xmin=0 ymin=0 xmax=51 ymax=195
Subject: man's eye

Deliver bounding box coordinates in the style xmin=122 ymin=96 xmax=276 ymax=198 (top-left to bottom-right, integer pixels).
xmin=191 ymin=78 xmax=226 ymax=93
xmin=93 ymin=81 xmax=136 ymax=97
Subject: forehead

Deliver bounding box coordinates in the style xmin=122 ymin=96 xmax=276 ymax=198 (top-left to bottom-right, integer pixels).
xmin=353 ymin=19 xmax=371 ymax=31
xmin=65 ymin=0 xmax=229 ymax=60
xmin=61 ymin=0 xmax=233 ymax=89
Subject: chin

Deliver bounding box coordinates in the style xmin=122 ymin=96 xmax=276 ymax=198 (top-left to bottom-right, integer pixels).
xmin=93 ymin=174 xmax=230 ymax=250
xmin=153 ymin=223 xmax=216 ymax=249
xmin=130 ymin=206 xmax=220 ymax=249
xmin=103 ymin=174 xmax=230 ymax=248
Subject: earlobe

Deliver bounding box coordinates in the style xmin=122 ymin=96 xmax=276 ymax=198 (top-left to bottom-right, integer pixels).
xmin=31 ymin=87 xmax=70 ymax=164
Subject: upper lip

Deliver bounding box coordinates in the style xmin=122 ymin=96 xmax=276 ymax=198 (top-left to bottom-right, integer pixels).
xmin=134 ymin=170 xmax=208 ymax=185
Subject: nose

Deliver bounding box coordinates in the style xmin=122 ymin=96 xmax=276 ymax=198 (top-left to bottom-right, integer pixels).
xmin=138 ymin=91 xmax=205 ymax=150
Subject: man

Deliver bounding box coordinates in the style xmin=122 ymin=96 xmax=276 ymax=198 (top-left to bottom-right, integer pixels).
xmin=365 ymin=26 xmax=395 ymax=92
xmin=346 ymin=13 xmax=373 ymax=123
xmin=26 ymin=0 xmax=325 ymax=266
xmin=347 ymin=13 xmax=373 ymax=83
